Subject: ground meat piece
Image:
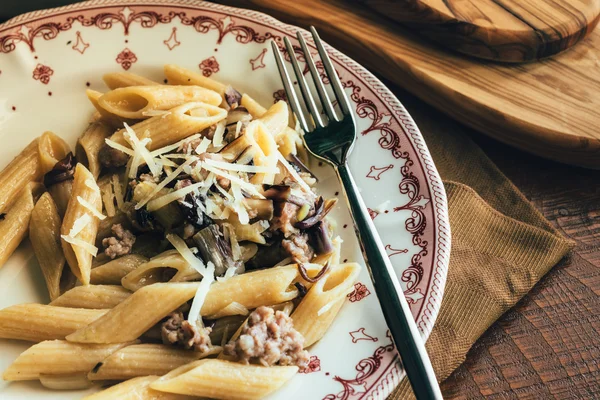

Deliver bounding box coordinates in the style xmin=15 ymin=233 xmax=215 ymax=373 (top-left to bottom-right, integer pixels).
xmin=224 ymin=306 xmax=309 ymax=368
xmin=282 ymin=233 xmax=314 ymax=263
xmin=98 ymin=145 xmax=129 ymax=168
xmin=174 ymin=179 xmax=192 ymax=192
xmin=270 ymin=202 xmax=300 ymax=237
xmin=216 ymin=176 xmax=231 ymax=191
xmin=162 ymin=311 xmax=213 ymax=353
xmin=102 ymin=223 xmax=136 ymax=259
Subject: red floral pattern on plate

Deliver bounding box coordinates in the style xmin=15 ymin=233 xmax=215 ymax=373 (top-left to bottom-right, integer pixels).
xmin=273 ymin=89 xmax=287 ymax=103
xmin=347 ymin=282 xmax=371 ymax=302
xmin=32 ymin=63 xmax=53 ymax=84
xmin=199 ymin=56 xmax=219 ymax=77
xmin=116 ymin=48 xmax=137 ymax=70
xmin=301 ymin=355 xmax=321 ymax=374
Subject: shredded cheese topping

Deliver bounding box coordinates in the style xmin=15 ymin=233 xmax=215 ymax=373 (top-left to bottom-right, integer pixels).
xmin=203 ymin=158 xmax=279 ymax=174
xmin=77 ymin=196 xmax=106 ymax=220
xmin=123 ymin=125 xmax=161 ymax=178
xmin=61 ymin=234 xmax=98 ymax=257
xmin=166 ymin=233 xmax=208 ymax=277
xmin=276 ymin=152 xmax=313 ymax=194
xmin=68 ymin=214 xmax=92 ymax=238
xmin=187 ymin=261 xmax=215 ymax=324
xmin=147 ymin=181 xmax=205 ymax=212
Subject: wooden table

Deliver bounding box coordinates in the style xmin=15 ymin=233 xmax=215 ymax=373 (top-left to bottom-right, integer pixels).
xmin=2 ymin=2 xmax=600 ymax=398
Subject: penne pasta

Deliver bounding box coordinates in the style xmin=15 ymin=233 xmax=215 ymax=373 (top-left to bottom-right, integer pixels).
xmin=39 ymin=373 xmax=93 ymax=390
xmin=0 ymin=132 xmax=69 ymax=215
xmin=38 ymin=131 xmax=72 ymax=174
xmin=61 ymin=163 xmax=103 ymax=285
xmin=0 ymin=182 xmax=44 ymax=268
xmin=67 ymin=266 xmax=299 ymax=344
xmin=106 ymin=102 xmax=227 ymax=150
xmin=86 ymin=89 xmax=137 ymax=129
xmin=29 ymin=192 xmax=66 ymax=300
xmin=121 ymin=249 xmax=201 ymax=291
xmin=150 ymin=359 xmax=298 ymax=400
xmin=89 ymin=254 xmax=148 ymax=285
xmin=242 ymin=94 xmax=304 ymax=159
xmin=50 ymin=285 xmax=132 ymax=309
xmin=88 ymin=344 xmax=221 ymax=381
xmin=83 ymin=375 xmax=194 ymax=400
xmin=3 ymin=340 xmax=131 ymax=381
xmin=245 ymin=120 xmax=279 ymax=185
xmin=291 ymin=263 xmax=361 ymax=347
xmin=98 ymin=85 xmax=222 ymax=119
xmin=65 ymin=282 xmax=200 ymax=344
xmin=76 ymin=120 xmax=114 ymax=179
xmin=103 ymin=71 xmax=161 ymax=89
xmin=164 ymin=64 xmax=227 ymax=96
xmin=0 ymin=304 xmax=107 ymax=342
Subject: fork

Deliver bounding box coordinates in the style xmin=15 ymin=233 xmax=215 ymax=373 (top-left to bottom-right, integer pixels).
xmin=271 ymin=28 xmax=443 ymax=400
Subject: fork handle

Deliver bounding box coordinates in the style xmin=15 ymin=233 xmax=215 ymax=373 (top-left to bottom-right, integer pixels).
xmin=337 ymin=163 xmax=443 ymax=400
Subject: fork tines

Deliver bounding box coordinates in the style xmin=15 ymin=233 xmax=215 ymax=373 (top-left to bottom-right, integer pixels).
xmin=271 ymin=27 xmax=352 ymax=133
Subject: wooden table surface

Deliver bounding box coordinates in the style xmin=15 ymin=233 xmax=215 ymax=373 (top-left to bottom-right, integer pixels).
xmin=2 ymin=2 xmax=600 ymax=398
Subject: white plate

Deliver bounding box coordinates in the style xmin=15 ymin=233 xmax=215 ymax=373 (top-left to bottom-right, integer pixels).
xmin=0 ymin=1 xmax=451 ymax=398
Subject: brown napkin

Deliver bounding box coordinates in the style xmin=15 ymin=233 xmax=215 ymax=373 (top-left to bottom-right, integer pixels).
xmin=211 ymin=1 xmax=574 ymax=396
xmin=387 ymin=92 xmax=573 ymax=398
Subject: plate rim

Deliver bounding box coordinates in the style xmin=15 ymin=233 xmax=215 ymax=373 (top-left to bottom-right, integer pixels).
xmin=0 ymin=0 xmax=451 ymax=396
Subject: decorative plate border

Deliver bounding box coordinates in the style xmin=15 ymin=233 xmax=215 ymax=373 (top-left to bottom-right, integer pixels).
xmin=0 ymin=1 xmax=451 ymax=398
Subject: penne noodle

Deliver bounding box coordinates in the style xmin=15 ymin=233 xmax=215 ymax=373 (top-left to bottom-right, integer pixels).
xmin=204 ymin=302 xmax=249 ymax=320
xmin=86 ymin=89 xmax=137 ymax=129
xmin=61 ymin=163 xmax=103 ymax=285
xmin=208 ymin=315 xmax=246 ymax=346
xmin=0 ymin=132 xmax=69 ymax=215
xmin=29 ymin=192 xmax=66 ymax=300
xmin=66 ymin=282 xmax=200 ymax=344
xmin=98 ymin=85 xmax=222 ymax=119
xmin=0 ymin=304 xmax=107 ymax=342
xmin=121 ymin=249 xmax=202 ymax=291
xmin=3 ymin=340 xmax=131 ymax=381
xmin=76 ymin=120 xmax=114 ymax=179
xmin=96 ymin=210 xmax=131 ymax=242
xmin=106 ymin=102 xmax=227 ymax=150
xmin=89 ymin=254 xmax=148 ymax=285
xmin=164 ymin=64 xmax=227 ymax=96
xmin=67 ymin=266 xmax=299 ymax=344
xmin=38 ymin=131 xmax=72 ymax=174
xmin=291 ymin=263 xmax=361 ymax=347
xmin=103 ymin=71 xmax=161 ymax=89
xmin=245 ymin=120 xmax=279 ymax=185
xmin=0 ymin=182 xmax=44 ymax=268
xmin=83 ymin=375 xmax=194 ymax=400
xmin=48 ymin=179 xmax=73 ymax=218
xmin=50 ymin=285 xmax=132 ymax=309
xmin=88 ymin=344 xmax=221 ymax=381
xmin=150 ymin=359 xmax=298 ymax=400
xmin=242 ymin=94 xmax=304 ymax=158
xmin=39 ymin=373 xmax=93 ymax=390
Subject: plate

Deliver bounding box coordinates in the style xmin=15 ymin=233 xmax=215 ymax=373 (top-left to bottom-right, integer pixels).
xmin=0 ymin=1 xmax=450 ymax=398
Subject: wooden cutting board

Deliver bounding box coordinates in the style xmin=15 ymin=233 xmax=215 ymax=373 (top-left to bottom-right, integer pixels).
xmin=360 ymin=0 xmax=600 ymax=63
xmin=216 ymin=0 xmax=600 ymax=169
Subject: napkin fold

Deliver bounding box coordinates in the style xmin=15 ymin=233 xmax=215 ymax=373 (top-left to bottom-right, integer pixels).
xmin=388 ymin=93 xmax=573 ymax=398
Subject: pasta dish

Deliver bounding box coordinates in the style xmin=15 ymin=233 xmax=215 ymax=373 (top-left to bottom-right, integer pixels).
xmin=0 ymin=65 xmax=360 ymax=399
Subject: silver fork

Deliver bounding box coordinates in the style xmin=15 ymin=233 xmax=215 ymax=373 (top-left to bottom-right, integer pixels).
xmin=271 ymin=28 xmax=442 ymax=400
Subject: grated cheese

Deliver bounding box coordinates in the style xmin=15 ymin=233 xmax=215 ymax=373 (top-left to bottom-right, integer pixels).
xmin=215 ymin=182 xmax=234 ymax=201
xmin=104 ymin=139 xmax=134 ymax=156
xmin=194 ymin=137 xmax=211 ymax=155
xmin=201 ymin=164 xmax=264 ymax=198
xmin=135 ymin=157 xmax=197 ymax=210
xmin=123 ymin=125 xmax=161 ymax=177
xmin=230 ymin=182 xmax=249 ymax=225
xmin=84 ymin=179 xmax=99 ymax=191
xmin=146 ymin=181 xmax=205 ymax=212
xmin=149 ymin=134 xmax=201 ymax=157
xmin=212 ymin=120 xmax=227 ymax=148
xmin=276 ymin=152 xmax=313 ymax=194
xmin=77 ymin=196 xmax=106 ymax=220
xmin=235 ymin=121 xmax=243 ymax=136
xmin=68 ymin=214 xmax=92 ymax=238
xmin=101 ymin=181 xmax=116 ymax=217
xmin=158 ymin=156 xmax=179 ymax=168
xmin=203 ymin=158 xmax=279 ymax=174
xmin=187 ymin=261 xmax=215 ymax=324
xmin=166 ymin=233 xmax=208 ymax=277
xmin=61 ymin=235 xmax=98 ymax=257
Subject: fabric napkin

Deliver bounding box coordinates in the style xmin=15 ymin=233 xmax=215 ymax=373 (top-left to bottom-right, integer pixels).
xmin=388 ymin=91 xmax=573 ymax=399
